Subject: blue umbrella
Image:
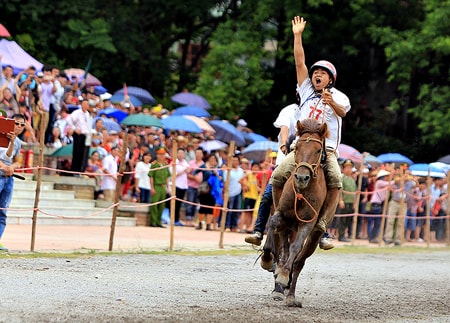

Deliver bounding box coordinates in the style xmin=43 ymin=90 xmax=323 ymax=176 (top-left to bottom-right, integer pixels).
xmin=209 ymin=120 xmax=246 ymax=146
xmin=93 ymin=117 xmax=122 ymax=133
xmin=171 ymin=105 xmax=211 ymax=117
xmin=97 ymin=107 xmax=128 ymax=123
xmin=114 ymin=86 xmax=156 ymax=104
xmin=94 ymin=85 xmax=108 ymax=95
xmin=409 ymin=163 xmax=446 ymax=178
xmin=171 ymin=92 xmax=211 ymax=110
xmin=161 ymin=115 xmax=202 ymax=133
xmin=110 ymin=93 xmax=143 ymax=107
xmin=242 ymin=141 xmax=279 ymax=162
xmin=247 ymin=132 xmax=268 ymax=142
xmin=67 ymin=104 xmax=80 ymax=113
xmin=377 ymin=153 xmax=413 ymax=165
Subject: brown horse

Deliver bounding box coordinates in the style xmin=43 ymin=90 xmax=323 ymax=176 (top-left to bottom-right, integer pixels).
xmin=261 ymin=118 xmax=329 ymax=307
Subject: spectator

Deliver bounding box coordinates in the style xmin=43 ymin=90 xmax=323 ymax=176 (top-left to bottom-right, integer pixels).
xmin=66 ymin=99 xmax=93 ymax=175
xmin=100 ymin=146 xmax=120 ymax=201
xmin=185 ymin=148 xmax=204 ymax=227
xmin=85 ymin=150 xmax=104 ymax=200
xmin=430 ymin=177 xmax=448 ymax=242
xmin=239 ymin=161 xmax=260 ymax=233
xmin=337 ymin=159 xmax=357 ymax=242
xmin=172 ymin=148 xmax=191 ymax=226
xmin=149 ymin=147 xmax=171 ymax=227
xmin=134 ymin=152 xmax=152 ymax=203
xmin=222 ymin=155 xmax=244 ymax=232
xmin=0 ymin=113 xmax=26 ymax=252
xmin=367 ymin=169 xmax=391 ymax=243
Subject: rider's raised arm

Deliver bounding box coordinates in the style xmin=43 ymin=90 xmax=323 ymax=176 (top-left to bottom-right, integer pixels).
xmin=292 ymin=16 xmax=308 ymax=86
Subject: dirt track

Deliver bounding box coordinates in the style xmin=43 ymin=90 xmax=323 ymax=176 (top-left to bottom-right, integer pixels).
xmin=1 ymin=250 xmax=449 ymax=322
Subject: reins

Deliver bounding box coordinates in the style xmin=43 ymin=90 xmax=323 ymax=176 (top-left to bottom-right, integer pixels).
xmin=291 ymin=135 xmax=324 ymax=223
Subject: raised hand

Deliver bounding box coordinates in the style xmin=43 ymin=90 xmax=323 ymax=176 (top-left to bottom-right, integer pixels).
xmin=292 ymin=16 xmax=307 ymax=35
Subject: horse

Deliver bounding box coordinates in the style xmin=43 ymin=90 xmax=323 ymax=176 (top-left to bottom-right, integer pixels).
xmin=261 ymin=118 xmax=329 ymax=307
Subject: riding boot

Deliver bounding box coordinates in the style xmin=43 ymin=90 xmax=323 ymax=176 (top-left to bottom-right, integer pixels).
xmin=316 ymin=187 xmax=340 ymax=232
xmin=195 ymin=222 xmax=203 ymax=230
xmin=206 ymin=224 xmax=212 ymax=231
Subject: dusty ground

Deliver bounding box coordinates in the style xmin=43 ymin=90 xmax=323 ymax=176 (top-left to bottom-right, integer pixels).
xmin=1 ymin=250 xmax=449 ymax=322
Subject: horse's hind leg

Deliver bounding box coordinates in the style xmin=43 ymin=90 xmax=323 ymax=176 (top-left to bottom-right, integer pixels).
xmin=285 ymin=228 xmax=323 ymax=307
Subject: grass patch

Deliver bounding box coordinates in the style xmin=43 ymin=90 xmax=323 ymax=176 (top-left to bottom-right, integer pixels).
xmin=1 ymin=245 xmax=448 ymax=259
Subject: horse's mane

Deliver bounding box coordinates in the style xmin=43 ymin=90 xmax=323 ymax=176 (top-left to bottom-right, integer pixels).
xmin=296 ymin=118 xmax=329 ymax=139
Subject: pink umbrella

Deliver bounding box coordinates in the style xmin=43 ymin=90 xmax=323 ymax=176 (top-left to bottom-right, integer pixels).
xmin=338 ymin=143 xmax=363 ymax=163
xmin=0 ymin=24 xmax=11 ymax=37
xmin=64 ymin=68 xmax=102 ymax=86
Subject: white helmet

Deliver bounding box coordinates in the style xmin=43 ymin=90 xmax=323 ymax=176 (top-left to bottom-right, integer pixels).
xmin=309 ymin=60 xmax=337 ymax=86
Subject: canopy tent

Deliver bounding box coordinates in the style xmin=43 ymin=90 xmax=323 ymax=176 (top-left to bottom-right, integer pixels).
xmin=0 ymin=39 xmax=43 ymax=74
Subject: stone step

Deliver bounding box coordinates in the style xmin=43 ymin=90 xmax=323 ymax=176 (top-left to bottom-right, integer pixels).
xmin=13 ymin=188 xmax=76 ymax=199
xmin=14 ymin=180 xmax=55 ymax=191
xmin=11 ymin=197 xmax=96 ymax=208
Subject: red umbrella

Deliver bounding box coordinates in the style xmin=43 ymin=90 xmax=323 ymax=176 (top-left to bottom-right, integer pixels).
xmin=0 ymin=24 xmax=11 ymax=37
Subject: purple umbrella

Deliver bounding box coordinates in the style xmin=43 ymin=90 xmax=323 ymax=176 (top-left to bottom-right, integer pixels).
xmin=114 ymin=86 xmax=156 ymax=104
xmin=209 ymin=120 xmax=246 ymax=146
xmin=171 ymin=92 xmax=211 ymax=110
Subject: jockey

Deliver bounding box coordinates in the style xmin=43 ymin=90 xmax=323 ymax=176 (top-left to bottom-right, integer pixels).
xmin=270 ymin=16 xmax=351 ymax=244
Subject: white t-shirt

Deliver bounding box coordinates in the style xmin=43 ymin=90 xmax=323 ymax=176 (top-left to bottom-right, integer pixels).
xmin=100 ymin=154 xmax=118 ymax=190
xmin=172 ymin=158 xmax=190 ymax=190
xmin=134 ymin=161 xmax=151 ymax=190
xmin=297 ymin=78 xmax=351 ymax=150
xmin=273 ymin=103 xmax=300 ymax=165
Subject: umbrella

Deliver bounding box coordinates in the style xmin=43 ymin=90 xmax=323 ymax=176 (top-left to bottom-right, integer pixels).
xmin=67 ymin=104 xmax=80 ymax=113
xmin=64 ymin=68 xmax=102 ymax=86
xmin=0 ymin=24 xmax=11 ymax=37
xmin=97 ymin=107 xmax=128 ymax=123
xmin=121 ymin=113 xmax=163 ymax=128
xmin=409 ymin=163 xmax=446 ymax=178
xmin=364 ymin=154 xmax=382 ymax=166
xmin=338 ymin=143 xmax=363 ymax=163
xmin=430 ymin=162 xmax=450 ymax=173
xmin=161 ymin=115 xmax=202 ymax=133
xmin=183 ymin=115 xmax=215 ymax=133
xmin=437 ymin=154 xmax=450 ymax=165
xmin=114 ymin=86 xmax=156 ymax=104
xmin=242 ymin=141 xmax=278 ymax=162
xmin=246 ymin=132 xmax=268 ymax=143
xmin=51 ymin=144 xmax=96 ymax=158
xmin=171 ymin=105 xmax=211 ymax=118
xmin=199 ymin=140 xmax=228 ymax=153
xmin=93 ymin=117 xmax=122 ymax=133
xmin=171 ymin=92 xmax=211 ymax=110
xmin=209 ymin=120 xmax=246 ymax=146
xmin=377 ymin=153 xmax=413 ymax=165
xmin=94 ymin=85 xmax=108 ymax=95
xmin=110 ymin=93 xmax=143 ymax=107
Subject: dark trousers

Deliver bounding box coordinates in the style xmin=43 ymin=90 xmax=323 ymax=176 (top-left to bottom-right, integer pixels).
xmin=45 ymin=104 xmax=57 ymax=145
xmin=338 ymin=203 xmax=354 ymax=240
xmin=71 ymin=133 xmax=89 ymax=174
xmin=254 ymin=183 xmax=273 ymax=234
xmin=175 ymin=187 xmax=187 ymax=223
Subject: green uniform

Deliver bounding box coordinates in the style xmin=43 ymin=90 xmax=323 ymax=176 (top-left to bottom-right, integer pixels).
xmin=149 ymin=161 xmax=170 ymax=226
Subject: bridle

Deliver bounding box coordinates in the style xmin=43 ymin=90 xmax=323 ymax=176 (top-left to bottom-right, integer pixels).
xmin=291 ymin=134 xmax=324 ymax=223
xmin=293 ymin=135 xmax=324 ymax=178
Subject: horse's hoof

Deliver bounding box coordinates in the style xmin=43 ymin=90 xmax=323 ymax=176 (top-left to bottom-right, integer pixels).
xmin=275 ymin=272 xmax=289 ymax=288
xmin=271 ymin=291 xmax=285 ymax=301
xmin=285 ymin=296 xmax=302 ymax=307
xmin=261 ymin=253 xmax=274 ymax=271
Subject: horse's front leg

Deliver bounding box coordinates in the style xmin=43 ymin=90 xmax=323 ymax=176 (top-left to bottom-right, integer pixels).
xmin=261 ymin=211 xmax=282 ymax=271
xmin=276 ymin=222 xmax=314 ymax=288
xmin=285 ymin=226 xmax=323 ymax=307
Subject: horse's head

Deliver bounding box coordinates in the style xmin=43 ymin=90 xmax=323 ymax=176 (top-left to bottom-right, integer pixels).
xmin=293 ymin=118 xmax=329 ymax=190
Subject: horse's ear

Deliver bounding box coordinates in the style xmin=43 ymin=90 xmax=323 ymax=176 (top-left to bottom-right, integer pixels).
xmin=319 ymin=122 xmax=329 ymax=138
xmin=296 ymin=120 xmax=303 ymax=135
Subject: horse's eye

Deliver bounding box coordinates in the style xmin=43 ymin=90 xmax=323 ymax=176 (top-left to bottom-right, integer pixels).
xmin=316 ymin=148 xmax=321 ymax=154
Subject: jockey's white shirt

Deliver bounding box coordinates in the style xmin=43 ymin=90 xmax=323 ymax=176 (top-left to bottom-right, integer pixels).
xmin=296 ymin=78 xmax=351 ymax=151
